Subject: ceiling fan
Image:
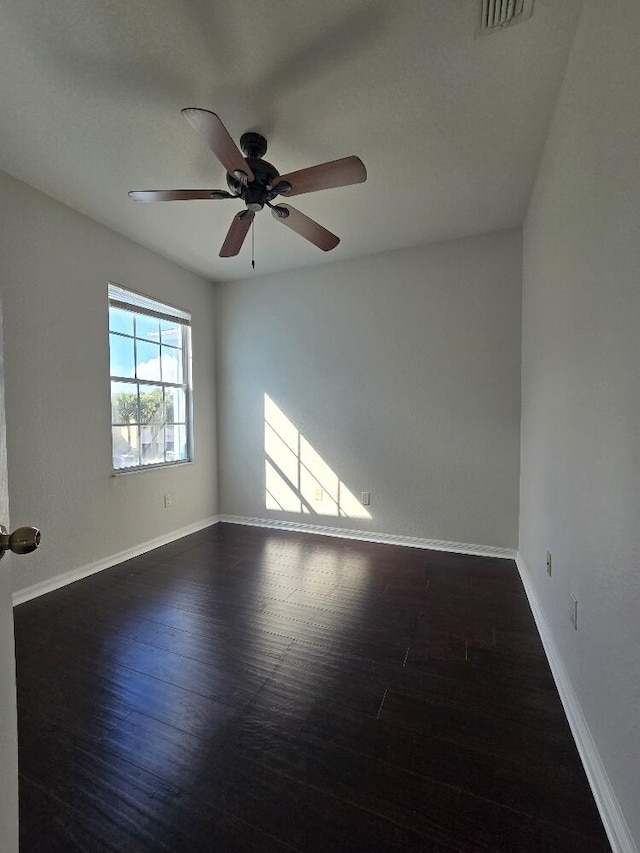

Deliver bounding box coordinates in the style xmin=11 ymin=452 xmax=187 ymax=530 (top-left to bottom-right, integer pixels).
xmin=129 ymin=109 xmax=367 ymax=258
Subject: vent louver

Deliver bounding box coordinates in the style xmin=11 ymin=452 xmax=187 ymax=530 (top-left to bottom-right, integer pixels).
xmin=478 ymin=0 xmax=534 ymax=34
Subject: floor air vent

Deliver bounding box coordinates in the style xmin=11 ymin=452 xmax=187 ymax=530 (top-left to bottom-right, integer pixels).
xmin=478 ymin=0 xmax=534 ymax=35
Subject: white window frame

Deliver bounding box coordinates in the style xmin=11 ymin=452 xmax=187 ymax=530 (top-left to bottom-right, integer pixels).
xmin=108 ymin=283 xmax=193 ymax=473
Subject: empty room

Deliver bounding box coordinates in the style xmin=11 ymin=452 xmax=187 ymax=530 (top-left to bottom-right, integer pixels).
xmin=0 ymin=1 xmax=638 ymax=851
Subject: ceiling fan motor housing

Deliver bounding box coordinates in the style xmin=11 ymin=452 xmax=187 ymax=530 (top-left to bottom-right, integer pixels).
xmin=226 ymin=157 xmax=281 ymax=210
xmin=227 ymin=132 xmax=285 ymax=211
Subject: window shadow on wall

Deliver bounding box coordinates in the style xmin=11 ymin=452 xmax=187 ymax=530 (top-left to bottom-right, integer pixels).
xmin=264 ymin=394 xmax=371 ymax=520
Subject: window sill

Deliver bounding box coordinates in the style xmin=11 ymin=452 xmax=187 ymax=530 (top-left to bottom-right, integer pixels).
xmin=111 ymin=460 xmax=193 ymax=476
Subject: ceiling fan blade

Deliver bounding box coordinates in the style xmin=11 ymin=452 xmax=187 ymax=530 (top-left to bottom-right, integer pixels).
xmin=220 ymin=211 xmax=254 ymax=257
xmin=274 ymin=156 xmax=366 ymax=197
xmin=181 ymin=108 xmax=254 ymax=182
xmin=128 ymin=189 xmax=233 ymax=202
xmin=271 ymin=205 xmax=339 ymax=251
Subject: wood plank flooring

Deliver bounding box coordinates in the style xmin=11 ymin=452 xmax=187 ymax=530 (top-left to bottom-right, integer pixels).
xmin=14 ymin=523 xmax=611 ymax=852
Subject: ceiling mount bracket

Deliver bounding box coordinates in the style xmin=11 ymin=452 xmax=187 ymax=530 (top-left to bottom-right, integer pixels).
xmin=240 ymin=132 xmax=268 ymax=159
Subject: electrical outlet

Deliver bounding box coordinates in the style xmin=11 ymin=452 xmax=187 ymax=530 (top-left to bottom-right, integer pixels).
xmin=164 ymin=493 xmax=173 ymax=508
xmin=546 ymin=551 xmax=552 ymax=577
xmin=361 ymin=491 xmax=371 ymax=506
xmin=569 ymin=594 xmax=578 ymax=630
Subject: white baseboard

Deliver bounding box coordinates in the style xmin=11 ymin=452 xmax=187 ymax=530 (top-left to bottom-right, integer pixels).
xmin=516 ymin=553 xmax=638 ymax=853
xmin=219 ymin=514 xmax=516 ymax=560
xmin=12 ymin=516 xmax=221 ymax=607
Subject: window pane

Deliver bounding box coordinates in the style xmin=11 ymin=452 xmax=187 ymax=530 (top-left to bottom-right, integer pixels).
xmin=160 ymin=346 xmax=184 ymax=384
xmin=140 ymin=424 xmax=165 ymax=466
xmin=111 ymin=381 xmax=139 ymax=423
xmin=165 ymin=387 xmax=185 ymax=423
xmin=108 ymin=286 xmax=192 ymax=471
xmin=109 ymin=333 xmax=135 ymax=378
xmin=136 ymin=341 xmax=161 ymax=381
xmin=173 ymin=424 xmax=188 ymax=461
xmin=112 ymin=425 xmax=139 ymax=469
xmin=135 ymin=313 xmax=161 ymax=343
xmin=165 ymin=424 xmax=175 ymax=461
xmin=109 ymin=306 xmax=134 ymax=336
xmin=139 ymin=386 xmax=164 ymax=424
xmin=160 ymin=319 xmax=182 ymax=348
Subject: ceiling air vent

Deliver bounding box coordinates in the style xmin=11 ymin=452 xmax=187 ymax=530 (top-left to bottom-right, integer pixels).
xmin=478 ymin=0 xmax=534 ymax=35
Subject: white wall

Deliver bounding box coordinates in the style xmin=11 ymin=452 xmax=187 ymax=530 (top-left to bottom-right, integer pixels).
xmin=519 ymin=0 xmax=640 ymax=847
xmin=215 ymin=230 xmax=522 ymax=549
xmin=0 ymin=171 xmax=218 ymax=596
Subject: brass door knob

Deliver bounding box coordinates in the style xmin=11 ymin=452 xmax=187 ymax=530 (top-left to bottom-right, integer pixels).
xmin=0 ymin=524 xmax=41 ymax=558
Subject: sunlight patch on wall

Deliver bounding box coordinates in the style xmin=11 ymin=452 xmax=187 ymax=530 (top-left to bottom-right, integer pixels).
xmin=264 ymin=394 xmax=371 ymax=520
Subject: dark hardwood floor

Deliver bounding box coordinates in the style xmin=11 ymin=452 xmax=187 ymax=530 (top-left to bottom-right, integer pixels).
xmin=14 ymin=523 xmax=610 ymax=852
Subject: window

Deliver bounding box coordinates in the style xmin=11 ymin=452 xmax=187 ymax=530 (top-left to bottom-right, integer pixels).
xmin=108 ymin=283 xmax=192 ymax=471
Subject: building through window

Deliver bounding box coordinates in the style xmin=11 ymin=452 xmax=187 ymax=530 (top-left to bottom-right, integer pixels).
xmin=108 ymin=283 xmax=192 ymax=471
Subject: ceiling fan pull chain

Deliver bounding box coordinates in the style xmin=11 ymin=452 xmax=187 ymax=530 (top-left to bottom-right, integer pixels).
xmin=251 ymin=218 xmax=256 ymax=270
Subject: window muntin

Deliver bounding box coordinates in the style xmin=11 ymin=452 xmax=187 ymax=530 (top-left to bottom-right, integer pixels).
xmin=108 ymin=285 xmax=192 ymax=471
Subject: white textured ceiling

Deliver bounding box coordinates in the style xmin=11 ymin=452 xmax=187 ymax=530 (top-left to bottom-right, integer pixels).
xmin=0 ymin=0 xmax=583 ymax=282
